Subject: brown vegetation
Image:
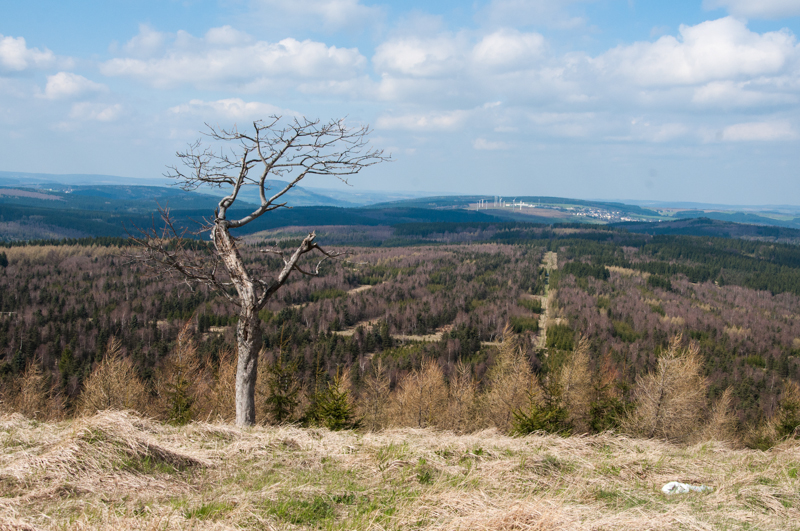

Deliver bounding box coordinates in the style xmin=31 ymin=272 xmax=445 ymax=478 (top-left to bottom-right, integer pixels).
xmin=623 ymin=335 xmax=707 ymax=443
xmin=76 ymin=339 xmax=151 ymax=417
xmin=1 ymin=409 xmax=798 ymax=530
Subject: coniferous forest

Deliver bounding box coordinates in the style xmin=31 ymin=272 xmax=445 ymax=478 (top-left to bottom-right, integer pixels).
xmin=1 ymin=223 xmax=800 ymax=448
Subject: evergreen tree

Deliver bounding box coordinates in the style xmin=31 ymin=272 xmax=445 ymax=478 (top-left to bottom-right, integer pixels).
xmin=317 ymin=369 xmax=360 ymax=431
xmin=263 ymin=349 xmax=301 ymax=424
xmin=58 ymin=347 xmax=74 ymax=389
xmin=773 ymin=381 xmax=800 ymax=439
xmin=512 ymin=389 xmax=572 ymax=436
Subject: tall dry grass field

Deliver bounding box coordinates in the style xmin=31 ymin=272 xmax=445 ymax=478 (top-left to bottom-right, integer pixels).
xmin=1 ymin=410 xmax=798 ymax=530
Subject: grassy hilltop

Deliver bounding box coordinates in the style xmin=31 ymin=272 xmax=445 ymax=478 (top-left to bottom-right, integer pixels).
xmin=1 ymin=410 xmax=799 ymax=531
xmin=3 ymin=224 xmax=800 ymax=529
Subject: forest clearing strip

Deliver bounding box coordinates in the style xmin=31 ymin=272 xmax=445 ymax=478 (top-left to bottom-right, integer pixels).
xmin=291 ymin=284 xmax=377 ymax=311
xmin=536 ymin=251 xmax=557 ymax=350
xmin=607 ymin=265 xmax=650 ymax=278
xmin=347 ymin=284 xmax=374 ymax=295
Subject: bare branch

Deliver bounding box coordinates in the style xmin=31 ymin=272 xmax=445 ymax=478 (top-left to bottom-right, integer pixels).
xmin=167 ymin=117 xmax=389 ymax=230
xmin=132 ymin=115 xmax=388 ymax=426
xmin=126 ymin=206 xmax=238 ymax=305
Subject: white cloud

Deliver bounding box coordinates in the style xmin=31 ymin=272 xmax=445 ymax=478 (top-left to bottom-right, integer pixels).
xmin=42 ymin=72 xmax=106 ymax=100
xmin=372 ymin=76 xmax=447 ymax=103
xmin=472 ymin=29 xmax=545 ymax=70
xmin=527 ymin=111 xmax=597 ymax=138
xmin=373 ymin=35 xmax=465 ymax=78
xmin=203 ymin=26 xmax=253 ymax=47
xmin=248 ymin=0 xmax=383 ymax=32
xmin=482 ymin=0 xmax=590 ymax=29
xmin=720 ymin=121 xmax=796 ymax=141
xmin=692 ymin=80 xmax=796 ymax=107
xmin=122 ymin=24 xmax=167 ymax=58
xmin=101 ymin=28 xmax=366 ymax=89
xmin=629 ymin=120 xmax=690 ymax=142
xmin=376 ymin=110 xmax=469 ymax=131
xmin=594 ymin=17 xmax=797 ymax=86
xmin=704 ymin=0 xmax=800 ymax=19
xmin=369 ymin=17 xmax=800 ymax=113
xmin=169 ymin=98 xmax=295 ymax=120
xmin=370 ymin=29 xmax=567 ymax=106
xmin=69 ymin=102 xmax=124 ymax=122
xmin=0 ymin=34 xmax=57 ymax=71
xmin=473 ymin=137 xmax=510 ymax=150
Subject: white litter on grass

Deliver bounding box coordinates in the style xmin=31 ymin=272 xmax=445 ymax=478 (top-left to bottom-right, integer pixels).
xmin=661 ymin=481 xmax=713 ymax=495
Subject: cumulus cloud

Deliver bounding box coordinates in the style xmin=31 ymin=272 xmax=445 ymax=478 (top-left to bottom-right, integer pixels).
xmin=204 ymin=26 xmax=253 ymax=47
xmin=472 ymin=29 xmax=545 ymax=70
xmin=122 ymin=24 xmax=168 ymax=58
xmin=370 ymin=17 xmax=800 ymax=114
xmin=482 ymin=0 xmax=590 ymax=29
xmin=101 ymin=27 xmax=366 ymax=89
xmin=374 ymin=28 xmax=546 ymax=79
xmin=692 ymin=80 xmax=796 ymax=107
xmin=0 ymin=34 xmax=57 ymax=71
xmin=373 ymin=35 xmax=466 ymax=78
xmin=703 ymin=0 xmax=800 ymax=19
xmin=628 ymin=120 xmax=691 ymax=142
xmin=376 ymin=109 xmax=469 ymax=130
xmin=720 ymin=121 xmax=796 ymax=141
xmin=69 ymin=102 xmax=124 ymax=122
xmin=42 ymin=72 xmax=107 ymax=100
xmin=247 ymin=0 xmax=383 ymax=32
xmin=473 ymin=137 xmax=510 ymax=150
xmin=169 ymin=98 xmax=296 ymax=120
xmin=527 ymin=111 xmax=598 ymax=138
xmin=595 ymin=17 xmax=798 ymax=86
xmin=370 ymin=29 xmax=563 ymax=107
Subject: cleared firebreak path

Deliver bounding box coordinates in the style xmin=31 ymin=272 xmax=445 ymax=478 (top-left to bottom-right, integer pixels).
xmin=536 ymin=251 xmax=558 ymax=350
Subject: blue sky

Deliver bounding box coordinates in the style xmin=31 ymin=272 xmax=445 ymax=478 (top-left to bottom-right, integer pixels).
xmin=2 ymin=0 xmax=800 ymax=204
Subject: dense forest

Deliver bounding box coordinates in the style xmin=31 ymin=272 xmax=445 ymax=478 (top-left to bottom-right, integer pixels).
xmin=1 ymin=225 xmax=800 ymax=447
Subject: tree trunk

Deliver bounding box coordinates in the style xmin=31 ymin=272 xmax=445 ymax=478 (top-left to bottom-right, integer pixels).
xmin=213 ymin=223 xmax=262 ymax=427
xmin=235 ymin=306 xmax=262 ymax=426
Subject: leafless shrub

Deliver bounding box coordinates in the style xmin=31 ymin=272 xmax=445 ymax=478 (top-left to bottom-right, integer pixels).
xmin=196 ymin=347 xmax=237 ymax=422
xmin=76 ymin=339 xmax=150 ymax=417
xmin=750 ymin=380 xmax=800 ymax=449
xmin=153 ymin=321 xmax=206 ymax=424
xmin=482 ymin=327 xmax=539 ymax=432
xmin=442 ymin=360 xmax=479 ymax=434
xmin=388 ymin=358 xmax=448 ymax=428
xmin=558 ymin=335 xmax=593 ymax=433
xmin=3 ymin=361 xmax=63 ymax=421
xmin=623 ymin=335 xmax=707 ymax=442
xmin=358 ymin=357 xmax=392 ymax=431
xmin=698 ymin=387 xmax=739 ymax=445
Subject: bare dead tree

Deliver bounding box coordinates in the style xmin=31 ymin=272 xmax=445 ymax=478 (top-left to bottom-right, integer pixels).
xmin=131 ymin=116 xmax=388 ymax=426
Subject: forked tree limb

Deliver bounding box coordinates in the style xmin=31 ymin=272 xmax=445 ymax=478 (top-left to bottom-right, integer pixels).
xmin=131 ymin=115 xmax=389 ymax=426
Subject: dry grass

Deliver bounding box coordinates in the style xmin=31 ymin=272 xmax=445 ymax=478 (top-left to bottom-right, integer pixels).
xmin=1 ymin=410 xmax=798 ymax=530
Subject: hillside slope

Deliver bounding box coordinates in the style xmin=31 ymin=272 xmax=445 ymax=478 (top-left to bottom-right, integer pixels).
xmin=1 ymin=411 xmax=798 ymax=530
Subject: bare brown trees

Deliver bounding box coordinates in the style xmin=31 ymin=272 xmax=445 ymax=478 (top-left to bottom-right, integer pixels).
xmin=623 ymin=335 xmax=707 ymax=442
xmin=133 ymin=117 xmax=387 ymax=426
